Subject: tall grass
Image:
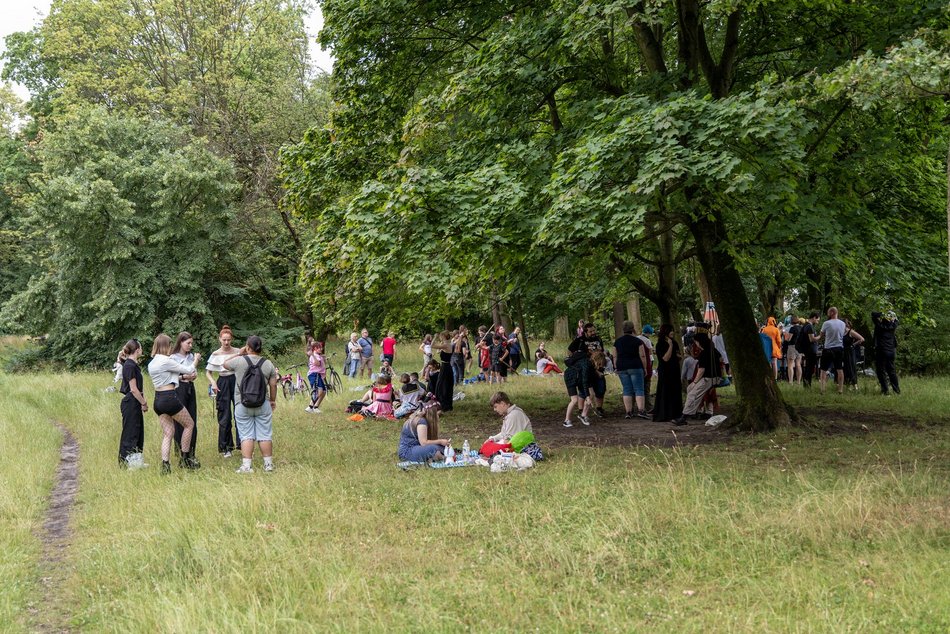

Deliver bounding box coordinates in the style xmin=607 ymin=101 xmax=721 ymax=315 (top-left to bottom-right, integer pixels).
xmin=2 ymin=368 xmax=949 ymax=632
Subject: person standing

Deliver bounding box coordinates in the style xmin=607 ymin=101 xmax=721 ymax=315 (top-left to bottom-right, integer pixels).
xmin=117 ymin=339 xmax=147 ymax=466
xmin=760 ymin=317 xmax=783 ymax=380
xmin=305 ymin=341 xmax=327 ymax=413
xmin=801 ymin=312 xmax=820 ymax=387
xmin=357 ymin=329 xmax=374 ymax=379
xmin=507 ymin=327 xmax=523 ymax=374
xmin=842 ymin=318 xmax=865 ymax=389
xmin=147 ymin=334 xmax=201 ymax=473
xmin=785 ymin=317 xmax=803 ymax=385
xmin=171 ymin=332 xmax=199 ymax=463
xmin=872 ymin=311 xmax=900 ymax=395
xmin=206 ymin=325 xmax=240 ymax=457
xmin=381 ymin=331 xmax=397 ymax=367
xmin=613 ymin=321 xmax=649 ymax=419
xmin=450 ymin=329 xmax=465 ymax=384
xmin=562 ymin=335 xmax=591 ymax=428
xmin=346 ymin=333 xmax=362 ymax=378
xmin=575 ymin=322 xmax=607 ymax=417
xmin=431 ymin=331 xmax=454 ymax=411
xmin=652 ymin=324 xmax=683 ymax=423
xmin=222 ymin=335 xmax=279 ymax=473
xmin=638 ymin=325 xmax=655 ymax=410
xmin=819 ymin=307 xmax=846 ymax=394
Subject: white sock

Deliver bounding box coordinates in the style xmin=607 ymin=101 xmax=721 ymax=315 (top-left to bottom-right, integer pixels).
xmin=242 ymin=458 xmax=252 ymax=469
xmin=263 ymin=456 xmax=273 ymax=467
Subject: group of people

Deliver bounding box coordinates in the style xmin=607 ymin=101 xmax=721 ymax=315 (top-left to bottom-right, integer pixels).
xmin=117 ymin=326 xmax=280 ymax=474
xmin=759 ymin=308 xmax=900 ymax=395
xmin=344 ymin=325 xmax=527 ymax=386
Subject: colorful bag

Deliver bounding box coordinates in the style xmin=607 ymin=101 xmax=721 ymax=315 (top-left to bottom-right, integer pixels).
xmin=521 ymin=442 xmax=544 ymax=461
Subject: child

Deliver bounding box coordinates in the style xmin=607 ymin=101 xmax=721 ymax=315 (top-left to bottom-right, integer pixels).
xmin=394 ymin=373 xmax=425 ymax=418
xmin=378 ymin=359 xmax=394 ymax=380
xmin=361 ymin=375 xmax=397 ymax=418
xmin=489 ymin=333 xmax=509 ymax=384
xmin=305 ymin=342 xmax=327 ymax=414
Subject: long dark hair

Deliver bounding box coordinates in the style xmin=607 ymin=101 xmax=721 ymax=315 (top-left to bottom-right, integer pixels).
xmin=172 ymin=331 xmax=193 ymax=355
xmin=658 ymin=324 xmax=674 ymax=341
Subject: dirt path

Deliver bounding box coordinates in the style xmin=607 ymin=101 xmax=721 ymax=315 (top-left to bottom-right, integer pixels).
xmin=28 ymin=421 xmax=79 ymax=633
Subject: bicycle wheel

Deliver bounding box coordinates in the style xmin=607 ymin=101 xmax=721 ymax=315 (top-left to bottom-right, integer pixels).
xmin=281 ymin=381 xmax=291 ymax=400
xmin=330 ymin=370 xmax=343 ymax=395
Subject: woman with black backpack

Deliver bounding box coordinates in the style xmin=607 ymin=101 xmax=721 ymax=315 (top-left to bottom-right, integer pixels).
xmin=222 ymin=335 xmax=279 ymax=473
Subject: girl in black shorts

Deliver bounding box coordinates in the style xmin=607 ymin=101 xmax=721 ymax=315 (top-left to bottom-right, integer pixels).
xmin=147 ymin=333 xmax=201 ymax=473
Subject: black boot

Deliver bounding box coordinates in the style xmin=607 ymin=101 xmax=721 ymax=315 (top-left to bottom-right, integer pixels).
xmin=161 ymin=460 xmax=171 ymax=475
xmin=182 ymin=451 xmax=201 ymax=470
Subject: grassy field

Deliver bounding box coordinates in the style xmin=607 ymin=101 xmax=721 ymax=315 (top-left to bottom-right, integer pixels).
xmin=3 ymin=361 xmax=949 ymax=632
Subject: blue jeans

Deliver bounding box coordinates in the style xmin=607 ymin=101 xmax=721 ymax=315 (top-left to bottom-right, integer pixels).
xmin=617 ymin=368 xmax=645 ymax=397
xmin=348 ymin=357 xmax=359 ymax=378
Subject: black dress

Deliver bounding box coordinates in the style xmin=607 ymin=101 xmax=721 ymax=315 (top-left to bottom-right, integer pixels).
xmin=653 ymin=338 xmax=683 ymax=422
xmin=434 ymin=349 xmax=454 ymax=412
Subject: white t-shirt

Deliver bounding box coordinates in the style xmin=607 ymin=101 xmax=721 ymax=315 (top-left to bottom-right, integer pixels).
xmin=821 ymin=319 xmax=846 ymax=349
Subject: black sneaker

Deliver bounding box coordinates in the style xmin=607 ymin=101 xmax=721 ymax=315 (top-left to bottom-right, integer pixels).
xmin=579 ymin=414 xmax=591 ymax=426
xmin=593 ymin=407 xmax=605 ymax=418
xmin=636 ymin=410 xmax=650 ymax=419
xmin=672 ymin=417 xmax=688 ymax=426
xmin=182 ymin=452 xmax=201 ymax=470
xmin=624 ymin=411 xmax=633 ymax=419
xmin=563 ymin=420 xmax=573 ymax=428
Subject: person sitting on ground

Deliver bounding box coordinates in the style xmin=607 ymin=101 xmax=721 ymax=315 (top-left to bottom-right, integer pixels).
xmin=361 ymin=374 xmax=397 ymax=418
xmin=486 ymin=391 xmax=532 ymax=443
xmin=535 ymin=348 xmax=562 ymax=374
xmin=378 ymin=359 xmax=395 ymax=380
xmin=394 ymin=372 xmax=426 ymax=418
xmin=398 ymin=402 xmax=449 ymax=462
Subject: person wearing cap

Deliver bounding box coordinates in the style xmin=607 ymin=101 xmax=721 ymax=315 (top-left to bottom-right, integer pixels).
xmin=871 ymin=310 xmax=900 ymax=395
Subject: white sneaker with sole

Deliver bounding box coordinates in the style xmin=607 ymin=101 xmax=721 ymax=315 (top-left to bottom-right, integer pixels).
xmin=263 ymin=463 xmax=274 ymax=473
xmin=235 ymin=464 xmax=253 ymax=473
xmin=563 ymin=420 xmax=573 ymax=428
xmin=222 ymin=451 xmax=232 ymax=458
xmin=304 ymin=406 xmax=314 ymax=413
xmin=580 ymin=414 xmax=591 ymax=426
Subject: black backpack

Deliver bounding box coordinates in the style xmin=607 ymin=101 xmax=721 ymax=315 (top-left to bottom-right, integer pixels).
xmin=240 ymin=355 xmax=268 ymax=408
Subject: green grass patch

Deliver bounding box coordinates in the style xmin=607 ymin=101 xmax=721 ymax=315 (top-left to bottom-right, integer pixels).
xmin=1 ymin=368 xmax=949 ymax=631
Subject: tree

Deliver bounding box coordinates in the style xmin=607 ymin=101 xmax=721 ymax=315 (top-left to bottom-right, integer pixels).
xmin=0 ymin=108 xmax=239 ymax=366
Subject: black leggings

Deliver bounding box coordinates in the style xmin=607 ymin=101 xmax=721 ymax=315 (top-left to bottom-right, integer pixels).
xmin=118 ymin=394 xmax=144 ymax=462
xmin=174 ymin=381 xmax=198 ymax=455
xmin=154 ymin=390 xmax=185 ymax=416
xmin=215 ymin=374 xmax=240 ymax=452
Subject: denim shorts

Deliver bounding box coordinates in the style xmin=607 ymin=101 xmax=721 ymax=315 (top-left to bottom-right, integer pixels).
xmin=235 ymin=401 xmax=273 ymax=442
xmin=616 ymin=368 xmax=645 ymax=397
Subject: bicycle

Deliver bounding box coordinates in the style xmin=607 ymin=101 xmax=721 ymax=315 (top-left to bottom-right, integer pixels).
xmin=277 ymin=363 xmax=308 ymax=400
xmin=321 ymin=354 xmax=344 ymax=396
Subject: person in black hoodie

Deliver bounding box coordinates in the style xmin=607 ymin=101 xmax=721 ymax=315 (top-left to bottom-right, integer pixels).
xmin=872 ymin=311 xmax=900 ymax=395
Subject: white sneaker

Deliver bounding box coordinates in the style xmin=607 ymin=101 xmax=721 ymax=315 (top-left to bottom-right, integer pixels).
xmin=222 ymin=451 xmax=232 ymax=458
xmin=580 ymin=414 xmax=591 ymax=426
xmin=304 ymin=406 xmax=314 ymax=413
xmin=312 ymin=407 xmax=322 ymax=414
xmin=235 ymin=464 xmax=253 ymax=473
xmin=563 ymin=420 xmax=573 ymax=428
xmin=263 ymin=462 xmax=274 ymax=472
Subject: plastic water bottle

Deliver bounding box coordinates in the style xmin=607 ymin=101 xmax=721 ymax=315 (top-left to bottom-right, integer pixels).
xmin=462 ymin=440 xmax=470 ymax=462
xmin=444 ymin=444 xmax=454 ymax=463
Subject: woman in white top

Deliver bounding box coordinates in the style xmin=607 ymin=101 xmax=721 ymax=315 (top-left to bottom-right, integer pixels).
xmin=205 ymin=325 xmax=241 ymax=456
xmin=347 ymin=332 xmax=362 ymax=378
xmin=148 ymin=333 xmax=201 ymax=473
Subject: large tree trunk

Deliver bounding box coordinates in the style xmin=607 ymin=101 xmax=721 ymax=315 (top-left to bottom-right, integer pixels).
xmin=626 ymin=295 xmax=641 ymax=331
xmin=690 ymin=213 xmax=795 ymax=431
xmin=612 ymin=302 xmax=626 ymax=338
xmin=554 ymin=316 xmax=569 ymax=340
xmin=946 ymin=139 xmax=949 ymax=286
